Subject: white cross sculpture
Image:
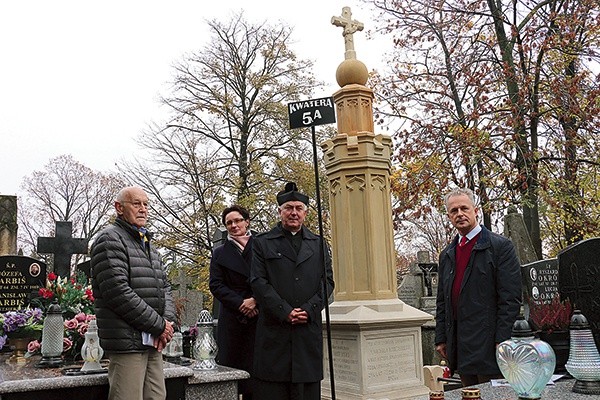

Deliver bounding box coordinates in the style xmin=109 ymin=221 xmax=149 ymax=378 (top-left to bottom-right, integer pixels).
xmin=331 ymin=6 xmax=364 ymax=60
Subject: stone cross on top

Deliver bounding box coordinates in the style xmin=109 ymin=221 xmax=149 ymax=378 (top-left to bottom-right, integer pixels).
xmin=331 ymin=6 xmax=364 ymax=60
xmin=37 ymin=221 xmax=88 ymax=278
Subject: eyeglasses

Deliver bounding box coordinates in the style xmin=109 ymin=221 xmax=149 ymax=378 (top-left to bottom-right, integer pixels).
xmin=122 ymin=201 xmax=149 ymax=209
xmin=225 ymin=218 xmax=246 ymax=226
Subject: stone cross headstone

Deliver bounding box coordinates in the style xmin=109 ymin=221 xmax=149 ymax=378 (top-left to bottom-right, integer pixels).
xmin=210 ymin=227 xmax=228 ymax=322
xmin=522 ymin=258 xmax=559 ymax=306
xmin=212 ymin=227 xmax=227 ymax=249
xmin=558 ymin=238 xmax=600 ymax=348
xmin=0 ymin=255 xmax=47 ymax=312
xmin=37 ymin=221 xmax=88 ymax=278
xmin=331 ymin=6 xmax=364 ymax=60
xmin=171 ymin=269 xmax=204 ymax=328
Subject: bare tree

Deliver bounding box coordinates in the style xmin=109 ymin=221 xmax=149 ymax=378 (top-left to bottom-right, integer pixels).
xmin=18 ymin=154 xmax=124 ymax=266
xmin=161 ymin=13 xmax=319 ymax=203
xmin=119 ymin=13 xmax=324 ymax=303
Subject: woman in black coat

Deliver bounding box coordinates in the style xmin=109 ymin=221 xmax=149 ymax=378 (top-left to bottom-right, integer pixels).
xmin=209 ymin=205 xmax=258 ymax=399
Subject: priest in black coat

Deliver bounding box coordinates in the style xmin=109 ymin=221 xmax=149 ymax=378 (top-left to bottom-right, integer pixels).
xmin=250 ymin=182 xmax=335 ymax=400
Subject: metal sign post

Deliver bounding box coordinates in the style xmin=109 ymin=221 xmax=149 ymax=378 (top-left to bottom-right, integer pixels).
xmin=288 ymin=96 xmax=336 ymax=400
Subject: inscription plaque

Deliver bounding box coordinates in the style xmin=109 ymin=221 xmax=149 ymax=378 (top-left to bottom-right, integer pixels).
xmin=0 ymin=255 xmax=46 ymax=312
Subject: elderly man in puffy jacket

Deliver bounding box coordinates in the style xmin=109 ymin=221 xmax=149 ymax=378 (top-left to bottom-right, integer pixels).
xmin=91 ymin=186 xmax=175 ymax=400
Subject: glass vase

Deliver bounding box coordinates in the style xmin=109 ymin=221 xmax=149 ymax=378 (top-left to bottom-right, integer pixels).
xmin=496 ymin=316 xmax=555 ymax=399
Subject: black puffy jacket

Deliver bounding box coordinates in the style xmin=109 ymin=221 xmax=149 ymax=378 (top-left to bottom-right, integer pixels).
xmin=91 ymin=218 xmax=175 ymax=353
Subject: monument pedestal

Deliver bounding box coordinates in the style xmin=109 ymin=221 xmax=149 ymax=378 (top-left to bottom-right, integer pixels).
xmin=322 ymin=299 xmax=432 ymax=400
xmin=324 ymin=9 xmax=435 ymax=398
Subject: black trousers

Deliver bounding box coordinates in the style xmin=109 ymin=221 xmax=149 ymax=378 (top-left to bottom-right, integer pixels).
xmin=254 ymin=379 xmax=320 ymax=400
xmin=460 ymin=373 xmax=503 ymax=387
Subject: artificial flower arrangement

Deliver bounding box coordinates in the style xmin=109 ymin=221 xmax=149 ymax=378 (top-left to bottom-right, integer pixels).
xmin=528 ymin=294 xmax=573 ymax=333
xmin=0 ymin=308 xmax=44 ymax=350
xmin=35 ymin=271 xmax=95 ymax=319
xmin=26 ymin=270 xmax=96 ymax=360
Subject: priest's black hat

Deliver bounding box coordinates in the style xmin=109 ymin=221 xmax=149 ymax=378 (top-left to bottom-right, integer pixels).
xmin=277 ymin=182 xmax=309 ymax=206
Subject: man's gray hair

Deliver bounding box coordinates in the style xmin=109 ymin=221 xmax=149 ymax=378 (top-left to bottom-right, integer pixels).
xmin=278 ymin=202 xmax=308 ymax=211
xmin=116 ymin=187 xmax=128 ymax=203
xmin=444 ymin=188 xmax=478 ymax=210
xmin=115 ymin=186 xmax=144 ymax=203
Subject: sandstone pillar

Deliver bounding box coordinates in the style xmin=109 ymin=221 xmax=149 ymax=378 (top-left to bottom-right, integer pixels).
xmin=322 ymin=8 xmax=432 ymax=400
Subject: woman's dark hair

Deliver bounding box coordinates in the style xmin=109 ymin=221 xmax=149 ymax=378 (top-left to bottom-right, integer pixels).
xmin=221 ymin=205 xmax=250 ymax=225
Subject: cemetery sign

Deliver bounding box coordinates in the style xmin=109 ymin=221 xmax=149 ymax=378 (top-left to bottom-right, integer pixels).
xmin=288 ymin=97 xmax=336 ymax=129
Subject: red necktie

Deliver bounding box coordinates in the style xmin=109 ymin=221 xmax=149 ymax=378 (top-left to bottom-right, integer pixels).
xmin=459 ymin=236 xmax=468 ymax=247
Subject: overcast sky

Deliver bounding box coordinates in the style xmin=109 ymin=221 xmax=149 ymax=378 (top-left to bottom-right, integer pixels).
xmin=0 ymin=1 xmax=386 ymax=196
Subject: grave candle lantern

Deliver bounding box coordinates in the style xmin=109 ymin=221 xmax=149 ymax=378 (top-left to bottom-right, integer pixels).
xmin=164 ymin=331 xmax=184 ymax=362
xmin=192 ymin=309 xmax=218 ymax=370
xmin=37 ymin=300 xmax=64 ymax=368
xmin=80 ymin=319 xmax=104 ymax=372
xmin=565 ymin=310 xmax=600 ymax=395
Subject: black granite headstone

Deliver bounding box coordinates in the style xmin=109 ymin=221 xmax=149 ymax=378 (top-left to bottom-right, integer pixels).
xmin=75 ymin=260 xmax=93 ymax=282
xmin=37 ymin=221 xmax=88 ymax=278
xmin=522 ymin=258 xmax=559 ymax=306
xmin=0 ymin=255 xmax=47 ymax=312
xmin=558 ymin=238 xmax=600 ymax=348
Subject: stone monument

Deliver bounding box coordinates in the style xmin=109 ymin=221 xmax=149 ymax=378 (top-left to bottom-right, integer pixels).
xmin=321 ymin=8 xmax=432 ymax=399
xmin=0 ymin=195 xmax=18 ymax=256
xmin=503 ymin=206 xmax=538 ymax=264
xmin=558 ymin=238 xmax=600 ymax=349
xmin=171 ymin=268 xmax=204 ymax=328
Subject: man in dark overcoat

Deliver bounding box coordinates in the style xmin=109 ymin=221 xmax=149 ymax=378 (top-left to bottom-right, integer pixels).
xmin=250 ymin=182 xmax=334 ymax=400
xmin=435 ymin=187 xmax=521 ymax=387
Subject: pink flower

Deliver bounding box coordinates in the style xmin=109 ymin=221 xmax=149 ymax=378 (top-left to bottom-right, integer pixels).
xmin=28 ymin=340 xmax=41 ymax=353
xmin=75 ymin=312 xmax=87 ymax=322
xmin=64 ymin=318 xmax=78 ymax=330
xmin=63 ymin=338 xmax=73 ymax=352
xmin=78 ymin=323 xmax=89 ymax=337
xmin=86 ymin=315 xmax=96 ymax=323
